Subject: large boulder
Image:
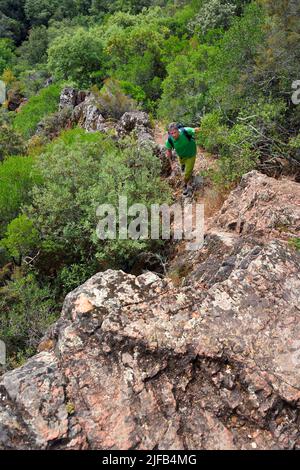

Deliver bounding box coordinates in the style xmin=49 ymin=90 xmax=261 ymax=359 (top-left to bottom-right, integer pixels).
xmin=0 ymin=238 xmax=299 ymax=449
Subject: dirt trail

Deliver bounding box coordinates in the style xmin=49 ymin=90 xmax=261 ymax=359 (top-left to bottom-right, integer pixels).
xmin=154 ymin=123 xmax=226 ymax=218
xmin=154 ymin=123 xmax=230 ymax=261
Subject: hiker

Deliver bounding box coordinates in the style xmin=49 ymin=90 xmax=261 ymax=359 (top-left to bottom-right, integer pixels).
xmin=166 ymin=123 xmax=201 ymax=195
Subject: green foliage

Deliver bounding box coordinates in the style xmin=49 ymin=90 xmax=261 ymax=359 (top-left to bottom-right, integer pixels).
xmin=0 ymin=155 xmax=42 ymax=236
xmin=289 ymin=238 xmax=300 ymax=251
xmin=26 ymin=128 xmax=171 ymax=271
xmin=57 ymin=263 xmax=96 ymax=295
xmin=158 ymin=43 xmax=212 ymax=124
xmin=189 ymin=0 xmax=237 ymax=36
xmin=24 ymin=0 xmax=66 ymax=25
xmin=198 ymin=110 xmax=259 ymax=185
xmin=94 ymin=78 xmax=137 ymax=119
xmin=198 ymin=110 xmax=229 ymax=152
xmin=47 ymin=28 xmax=107 ymax=87
xmin=0 ymin=272 xmax=58 ymax=368
xmin=119 ymin=80 xmax=146 ymax=104
xmin=0 ymin=1 xmax=26 ymax=43
xmin=1 ymin=215 xmax=40 ymax=264
xmin=206 ymin=2 xmax=266 ymax=113
xmin=16 ymin=25 xmax=49 ymax=67
xmin=0 ymin=125 xmax=26 ymax=161
xmin=102 ymin=8 xmax=169 ymax=100
xmin=13 ymin=84 xmax=61 ymax=138
xmin=0 ymin=38 xmax=15 ymax=75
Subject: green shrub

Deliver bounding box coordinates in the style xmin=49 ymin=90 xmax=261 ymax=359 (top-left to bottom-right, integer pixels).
xmin=1 ymin=215 xmax=40 ymax=265
xmin=119 ymin=80 xmax=146 ymax=104
xmin=94 ymin=78 xmax=137 ymax=119
xmin=25 ymin=128 xmax=171 ymax=272
xmin=0 ymin=125 xmax=26 ymax=161
xmin=289 ymin=238 xmax=300 ymax=251
xmin=0 ymin=38 xmax=14 ymax=75
xmin=57 ymin=263 xmax=97 ymax=295
xmin=13 ymin=84 xmax=61 ymax=138
xmin=197 ymin=110 xmax=229 ymax=153
xmin=0 ymin=272 xmax=58 ymax=369
xmin=0 ymin=155 xmax=42 ymax=236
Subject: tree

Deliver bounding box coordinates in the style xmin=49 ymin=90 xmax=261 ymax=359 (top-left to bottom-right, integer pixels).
xmin=206 ymin=2 xmax=266 ymax=114
xmin=102 ymin=10 xmax=169 ymax=101
xmin=0 ymin=0 xmax=27 ymax=43
xmin=16 ymin=25 xmax=49 ymax=66
xmin=188 ymin=0 xmax=238 ymax=36
xmin=158 ymin=43 xmax=212 ymax=124
xmin=47 ymin=28 xmax=107 ymax=87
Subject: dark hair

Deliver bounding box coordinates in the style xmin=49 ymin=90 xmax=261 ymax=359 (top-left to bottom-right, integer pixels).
xmin=168 ymin=122 xmax=178 ymax=132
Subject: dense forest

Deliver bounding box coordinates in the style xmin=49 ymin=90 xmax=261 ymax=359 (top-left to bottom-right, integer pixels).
xmin=0 ymin=0 xmax=299 ymax=367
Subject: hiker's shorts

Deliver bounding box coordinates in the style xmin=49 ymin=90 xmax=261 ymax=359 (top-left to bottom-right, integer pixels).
xmin=179 ymin=156 xmax=196 ymax=183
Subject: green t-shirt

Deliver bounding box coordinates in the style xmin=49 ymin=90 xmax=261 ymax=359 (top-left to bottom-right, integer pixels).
xmin=165 ymin=127 xmax=197 ymax=159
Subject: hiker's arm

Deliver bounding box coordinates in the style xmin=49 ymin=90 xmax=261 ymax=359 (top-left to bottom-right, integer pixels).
xmin=194 ymin=127 xmax=201 ymax=133
xmin=166 ymin=148 xmax=172 ymax=162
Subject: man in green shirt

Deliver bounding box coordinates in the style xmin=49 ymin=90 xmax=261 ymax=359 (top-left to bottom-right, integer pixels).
xmin=165 ymin=123 xmax=201 ymax=195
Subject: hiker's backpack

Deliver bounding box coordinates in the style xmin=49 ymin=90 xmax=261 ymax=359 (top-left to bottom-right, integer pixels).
xmin=168 ymin=123 xmax=194 ymax=150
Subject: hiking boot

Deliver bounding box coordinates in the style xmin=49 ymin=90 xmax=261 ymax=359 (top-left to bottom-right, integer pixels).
xmin=182 ymin=183 xmax=192 ymax=196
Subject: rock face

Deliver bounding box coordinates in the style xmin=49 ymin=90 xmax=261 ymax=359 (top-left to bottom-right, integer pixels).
xmin=0 ymin=171 xmax=299 ymax=450
xmin=59 ymin=87 xmax=86 ymax=111
xmin=214 ymin=170 xmax=300 ymax=240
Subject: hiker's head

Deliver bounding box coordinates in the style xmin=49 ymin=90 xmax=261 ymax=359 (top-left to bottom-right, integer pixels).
xmin=168 ymin=123 xmax=180 ymax=140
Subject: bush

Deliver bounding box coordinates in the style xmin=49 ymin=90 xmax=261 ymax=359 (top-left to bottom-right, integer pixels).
xmin=197 ymin=110 xmax=229 ymax=153
xmin=1 ymin=215 xmax=40 ymax=265
xmin=0 ymin=155 xmax=42 ymax=236
xmin=0 ymin=38 xmax=14 ymax=75
xmin=94 ymin=78 xmax=137 ymax=119
xmin=0 ymin=272 xmax=58 ymax=368
xmin=25 ymin=128 xmax=171 ymax=272
xmin=0 ymin=125 xmax=26 ymax=161
xmin=13 ymin=84 xmax=61 ymax=138
xmin=199 ymin=110 xmax=259 ymax=186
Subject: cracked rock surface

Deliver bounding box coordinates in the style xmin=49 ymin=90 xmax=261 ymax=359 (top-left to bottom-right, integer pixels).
xmin=0 ymin=172 xmax=299 ymax=450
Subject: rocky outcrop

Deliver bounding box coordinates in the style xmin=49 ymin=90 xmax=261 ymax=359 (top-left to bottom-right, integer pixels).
xmin=59 ymin=87 xmax=86 ymax=111
xmin=7 ymin=88 xmax=26 ymax=112
xmin=0 ymin=170 xmax=299 ymax=450
xmin=57 ymin=87 xmax=171 ymax=176
xmin=214 ymin=171 xmax=300 ymax=240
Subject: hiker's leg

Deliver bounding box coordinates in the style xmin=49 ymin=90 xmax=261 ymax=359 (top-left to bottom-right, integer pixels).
xmin=179 ymin=157 xmax=185 ymax=173
xmin=184 ymin=156 xmax=196 ymax=183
